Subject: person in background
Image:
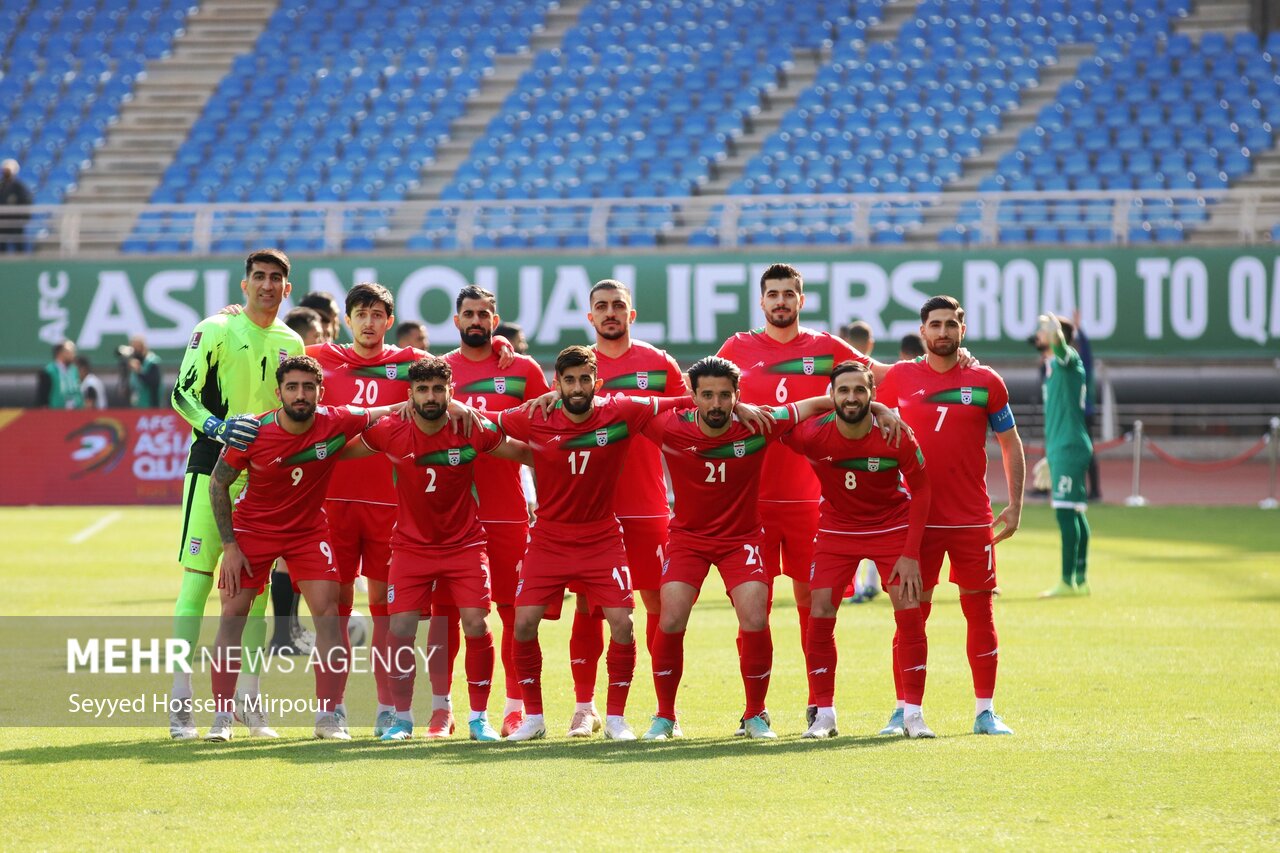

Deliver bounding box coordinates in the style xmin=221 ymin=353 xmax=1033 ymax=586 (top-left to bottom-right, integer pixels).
xmin=395 ymin=321 xmax=429 ymax=351
xmin=77 ymin=356 xmax=108 ymax=409
xmin=1072 ymin=311 xmax=1101 ymax=500
xmin=841 ymin=321 xmax=874 ymax=360
xmin=899 ymin=333 xmax=926 ymax=361
xmin=300 ymin=291 xmax=342 ymax=343
xmin=285 ymin=306 xmax=326 ymax=346
xmin=37 ymin=340 xmax=82 ymax=408
xmin=119 ymin=335 xmax=162 ymax=408
xmin=495 ymin=322 xmax=528 ymax=355
xmin=0 ymin=158 xmax=33 ymax=253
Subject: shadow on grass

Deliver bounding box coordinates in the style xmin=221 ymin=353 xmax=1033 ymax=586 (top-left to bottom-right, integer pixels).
xmin=0 ymin=730 xmax=918 ymax=766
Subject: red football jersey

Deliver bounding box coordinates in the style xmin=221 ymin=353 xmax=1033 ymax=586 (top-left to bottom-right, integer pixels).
xmin=716 ymin=327 xmax=869 ymax=503
xmin=444 ymin=349 xmax=552 ymax=524
xmin=308 ymin=342 xmax=426 ymax=505
xmin=360 ymin=414 xmax=503 ymax=553
xmin=782 ymin=413 xmax=927 ymax=534
xmin=595 ymin=340 xmax=688 ymax=518
xmin=221 ymin=405 xmax=370 ymax=537
xmin=643 ymin=404 xmax=799 ymax=541
xmin=878 ymin=361 xmax=1014 ymax=527
xmin=497 ymin=396 xmax=659 ymax=527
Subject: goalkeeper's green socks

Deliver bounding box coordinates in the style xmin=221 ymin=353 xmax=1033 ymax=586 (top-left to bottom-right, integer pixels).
xmin=172 ymin=570 xmax=214 ymax=698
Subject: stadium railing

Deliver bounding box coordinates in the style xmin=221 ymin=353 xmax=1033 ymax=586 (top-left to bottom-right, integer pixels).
xmin=7 ymin=188 xmax=1280 ymax=256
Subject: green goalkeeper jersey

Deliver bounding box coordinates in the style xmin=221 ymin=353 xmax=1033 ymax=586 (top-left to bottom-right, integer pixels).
xmin=1041 ymin=338 xmax=1092 ymax=458
xmin=171 ymin=311 xmax=304 ymax=475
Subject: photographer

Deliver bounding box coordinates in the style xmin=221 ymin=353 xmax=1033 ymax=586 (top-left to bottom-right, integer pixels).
xmin=117 ymin=335 xmax=162 ymax=408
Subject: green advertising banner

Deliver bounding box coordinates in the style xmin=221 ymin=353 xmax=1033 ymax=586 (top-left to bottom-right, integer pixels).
xmin=6 ymin=247 xmax=1279 ymax=367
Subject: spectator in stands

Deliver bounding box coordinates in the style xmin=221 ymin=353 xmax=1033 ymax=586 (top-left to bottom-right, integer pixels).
xmin=119 ymin=335 xmax=162 ymax=408
xmin=284 ymin=306 xmax=326 ymax=346
xmin=299 ymin=291 xmax=341 ymax=342
xmin=77 ymin=356 xmax=108 ymax=409
xmin=899 ymin=333 xmax=926 ymax=361
xmin=0 ymin=159 xmax=33 ymax=253
xmin=840 ymin=320 xmax=874 ymax=357
xmin=37 ymin=340 xmax=82 ymax=409
xmin=495 ymin=321 xmax=528 ymax=354
xmin=395 ymin=320 xmax=429 ymax=351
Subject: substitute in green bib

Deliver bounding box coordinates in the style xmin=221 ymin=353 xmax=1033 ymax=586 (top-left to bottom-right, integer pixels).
xmin=1035 ymin=314 xmax=1093 ymax=598
xmin=166 ymin=249 xmax=305 ymax=739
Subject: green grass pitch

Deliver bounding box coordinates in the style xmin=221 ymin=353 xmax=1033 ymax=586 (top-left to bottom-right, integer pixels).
xmin=1 ymin=505 xmax=1277 ymax=850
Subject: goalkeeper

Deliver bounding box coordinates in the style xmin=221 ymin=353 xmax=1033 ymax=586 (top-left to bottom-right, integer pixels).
xmin=167 ymin=249 xmax=304 ymax=739
xmin=1034 ymin=314 xmax=1093 ymax=598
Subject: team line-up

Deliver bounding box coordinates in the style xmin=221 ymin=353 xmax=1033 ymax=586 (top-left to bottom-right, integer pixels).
xmin=166 ymin=250 xmax=1066 ymax=744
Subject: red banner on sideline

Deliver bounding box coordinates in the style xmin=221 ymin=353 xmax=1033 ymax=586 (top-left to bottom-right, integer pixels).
xmin=0 ymin=409 xmax=189 ymax=505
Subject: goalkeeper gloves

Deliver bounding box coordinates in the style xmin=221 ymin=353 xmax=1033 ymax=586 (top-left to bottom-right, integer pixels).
xmin=203 ymin=415 xmax=261 ymax=451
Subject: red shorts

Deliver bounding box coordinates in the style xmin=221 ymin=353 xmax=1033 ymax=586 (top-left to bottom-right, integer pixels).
xmin=233 ymin=529 xmax=337 ymax=592
xmin=760 ymin=501 xmax=819 ymax=582
xmin=619 ymin=515 xmax=670 ymax=592
xmin=325 ymin=500 xmax=394 ymax=584
xmin=386 ymin=544 xmax=491 ymax=615
xmin=483 ymin=520 xmax=528 ymax=606
xmin=920 ymin=525 xmax=998 ymax=591
xmin=663 ymin=529 xmax=770 ymax=595
xmin=517 ymin=521 xmax=633 ymax=611
xmin=810 ymin=527 xmax=909 ymax=593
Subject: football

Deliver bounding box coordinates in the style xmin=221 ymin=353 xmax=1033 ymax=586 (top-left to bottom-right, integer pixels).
xmin=347 ymin=610 xmax=369 ymax=647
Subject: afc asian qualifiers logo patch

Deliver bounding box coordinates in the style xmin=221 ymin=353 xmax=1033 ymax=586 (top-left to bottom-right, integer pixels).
xmin=189 ymin=537 xmax=202 ymax=555
xmin=189 ymin=331 xmax=202 ymax=349
xmin=385 ymin=365 xmax=398 ymax=380
xmin=802 ymin=356 xmax=815 ymax=375
xmin=447 ymin=448 xmax=461 ymax=466
xmin=867 ymin=457 xmax=881 ymax=472
xmin=733 ymin=440 xmax=746 ymax=457
xmin=387 ymin=585 xmax=395 ymax=603
xmin=494 ymin=377 xmax=507 ymax=395
xmin=278 ymin=349 xmax=289 ymax=364
xmin=960 ymin=387 xmax=973 ymax=405
xmin=635 ymin=371 xmax=649 ymax=390
xmin=595 ymin=428 xmax=609 ymax=446
xmin=314 ymin=442 xmax=329 ymax=460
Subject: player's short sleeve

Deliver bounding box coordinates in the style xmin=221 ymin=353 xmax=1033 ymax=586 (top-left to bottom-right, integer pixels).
xmin=473 ymin=417 xmax=504 ymax=454
xmin=522 ymin=358 xmax=553 ymax=399
xmin=777 ymin=416 xmax=810 ymax=453
xmin=764 ymin=403 xmax=802 ymax=442
xmin=218 ymin=444 xmax=249 ymax=472
xmin=877 ymin=364 xmax=902 ymax=408
xmin=664 ymin=352 xmax=689 ymax=396
xmin=899 ymin=431 xmax=925 ymax=475
xmin=985 ymin=371 xmax=1015 ymax=433
xmin=830 ymin=334 xmax=871 ymax=367
xmin=360 ymin=415 xmax=396 ymax=455
xmin=337 ymin=405 xmax=371 ymax=437
xmin=496 ymin=406 xmax=531 ymax=441
xmin=641 ymin=408 xmax=676 ymax=444
xmin=621 ymin=395 xmax=661 ymax=431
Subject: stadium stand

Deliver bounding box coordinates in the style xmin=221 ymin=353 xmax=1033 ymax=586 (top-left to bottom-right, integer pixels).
xmin=0 ymin=0 xmax=193 ymax=211
xmin=125 ymin=0 xmax=555 ymax=254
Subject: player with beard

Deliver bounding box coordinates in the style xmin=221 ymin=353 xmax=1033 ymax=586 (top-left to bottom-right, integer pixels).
xmin=877 ymin=296 xmax=1025 ymax=736
xmin=640 ymin=357 xmax=847 ymax=740
xmin=340 ymin=356 xmax=533 ymax=741
xmin=781 ymin=362 xmax=933 ymax=739
xmin=439 ymin=285 xmax=551 ymax=737
xmin=559 ymin=280 xmax=690 ymax=738
xmin=204 ymin=356 xmax=401 ymax=741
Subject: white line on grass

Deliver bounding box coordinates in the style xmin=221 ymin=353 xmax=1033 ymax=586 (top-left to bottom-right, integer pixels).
xmin=69 ymin=512 xmax=123 ymax=544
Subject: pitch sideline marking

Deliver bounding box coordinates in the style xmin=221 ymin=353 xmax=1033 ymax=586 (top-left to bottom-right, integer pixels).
xmin=69 ymin=511 xmax=123 ymax=544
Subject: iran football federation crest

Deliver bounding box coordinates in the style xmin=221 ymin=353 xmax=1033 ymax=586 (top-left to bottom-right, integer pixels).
xmin=189 ymin=537 xmax=202 ymax=555
xmin=385 ymin=365 xmax=398 ymax=380
xmin=447 ymin=448 xmax=461 ymax=466
xmin=494 ymin=377 xmax=507 ymax=395
xmin=278 ymin=348 xmax=288 ymax=364
xmin=635 ymin=371 xmax=649 ymax=390
xmin=802 ymin=356 xmax=815 ymax=375
xmin=960 ymin=386 xmax=973 ymax=405
xmin=733 ymin=440 xmax=746 ymax=457
xmin=314 ymin=442 xmax=329 ymax=460
xmin=867 ymin=457 xmax=881 ymax=472
xmin=595 ymin=428 xmax=609 ymax=446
